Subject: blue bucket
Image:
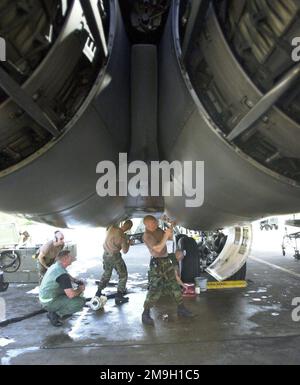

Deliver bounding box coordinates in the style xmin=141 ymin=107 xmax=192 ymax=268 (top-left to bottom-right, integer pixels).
xmin=195 ymin=277 xmax=208 ymax=292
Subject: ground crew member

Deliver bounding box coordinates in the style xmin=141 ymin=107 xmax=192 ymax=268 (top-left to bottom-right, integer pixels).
xmin=37 ymin=231 xmax=65 ymax=284
xmin=173 ymin=250 xmax=188 ymax=289
xmin=39 ymin=250 xmax=86 ymax=327
xmin=95 ymin=220 xmax=133 ymax=305
xmin=142 ymin=215 xmax=192 ymax=326
xmin=18 ymin=230 xmax=30 ymax=246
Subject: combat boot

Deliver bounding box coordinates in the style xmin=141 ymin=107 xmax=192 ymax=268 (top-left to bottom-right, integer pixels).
xmin=95 ymin=288 xmax=102 ymax=298
xmin=115 ymin=291 xmax=129 ymax=305
xmin=47 ymin=312 xmax=63 ymax=327
xmin=177 ymin=304 xmax=193 ymax=318
xmin=142 ymin=308 xmax=154 ymax=326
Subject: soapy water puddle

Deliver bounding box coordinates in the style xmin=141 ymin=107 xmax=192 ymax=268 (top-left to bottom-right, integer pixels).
xmin=247 ymin=287 xmax=268 ymax=295
xmin=41 ymin=333 xmax=74 ymax=348
xmin=26 ymin=286 xmax=39 ymax=295
xmin=244 ymin=287 xmax=285 ymax=315
xmin=240 ymin=301 xmax=283 ymax=334
xmin=245 ymin=287 xmax=278 ymax=305
xmin=1 ymin=346 xmax=39 ymax=365
xmin=68 ymin=307 xmax=90 ymax=341
xmin=239 ymin=287 xmax=283 ymax=331
xmin=0 ymin=337 xmax=15 ymax=347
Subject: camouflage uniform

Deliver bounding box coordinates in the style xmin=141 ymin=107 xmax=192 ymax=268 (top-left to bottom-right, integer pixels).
xmin=98 ymin=251 xmax=128 ymax=294
xmin=144 ymin=253 xmax=183 ymax=309
xmin=97 ymin=225 xmax=130 ymax=295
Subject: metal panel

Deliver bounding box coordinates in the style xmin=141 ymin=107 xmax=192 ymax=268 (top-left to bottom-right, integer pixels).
xmin=206 ymin=225 xmax=252 ymax=281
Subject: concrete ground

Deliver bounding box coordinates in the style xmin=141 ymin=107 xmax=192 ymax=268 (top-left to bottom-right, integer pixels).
xmin=1 ymin=226 xmax=300 ymax=365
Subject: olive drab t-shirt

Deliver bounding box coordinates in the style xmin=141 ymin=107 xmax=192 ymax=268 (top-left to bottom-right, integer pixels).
xmin=143 ymin=228 xmax=168 ymax=258
xmin=103 ymin=226 xmax=129 ymax=255
xmin=39 ymin=240 xmax=64 ymax=266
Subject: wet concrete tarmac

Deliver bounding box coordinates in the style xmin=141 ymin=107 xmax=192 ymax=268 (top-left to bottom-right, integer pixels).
xmin=1 ymin=237 xmax=300 ymax=365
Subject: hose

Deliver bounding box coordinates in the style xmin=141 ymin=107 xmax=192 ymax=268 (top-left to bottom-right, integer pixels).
xmin=0 ymin=292 xmax=121 ymax=327
xmin=0 ymin=309 xmax=47 ymax=327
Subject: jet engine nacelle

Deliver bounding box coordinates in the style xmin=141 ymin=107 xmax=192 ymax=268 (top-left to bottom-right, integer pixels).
xmin=0 ymin=0 xmax=130 ymax=227
xmin=159 ymin=0 xmax=300 ymax=230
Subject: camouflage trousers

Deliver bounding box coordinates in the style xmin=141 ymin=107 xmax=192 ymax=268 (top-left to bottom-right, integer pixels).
xmin=98 ymin=252 xmax=128 ymax=294
xmin=143 ymin=254 xmax=183 ymax=309
xmin=42 ymin=295 xmax=86 ymax=318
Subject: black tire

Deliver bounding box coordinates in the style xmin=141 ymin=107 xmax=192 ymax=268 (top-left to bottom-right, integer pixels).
xmin=226 ymin=263 xmax=247 ymax=281
xmin=175 ymin=233 xmax=188 ymax=244
xmin=213 ymin=233 xmax=227 ymax=254
xmin=180 ymin=237 xmax=201 ymax=283
xmin=0 ymin=250 xmax=21 ymax=273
